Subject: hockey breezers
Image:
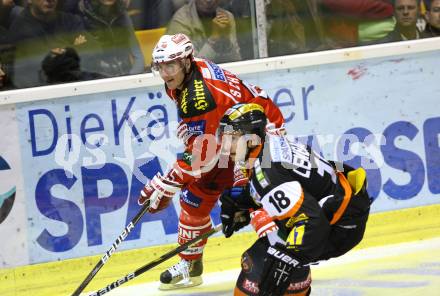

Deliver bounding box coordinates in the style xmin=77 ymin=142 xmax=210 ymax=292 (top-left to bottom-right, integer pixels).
xmin=88 ymin=224 xmax=223 ymax=296
xmin=71 ymin=201 xmax=152 ymax=296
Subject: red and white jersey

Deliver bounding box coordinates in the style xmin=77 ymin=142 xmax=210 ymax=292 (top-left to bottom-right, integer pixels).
xmin=165 ymin=58 xmax=285 ymax=187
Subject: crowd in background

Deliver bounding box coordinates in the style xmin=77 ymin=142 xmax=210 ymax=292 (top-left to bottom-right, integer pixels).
xmin=1 ymin=0 xmax=439 ymax=90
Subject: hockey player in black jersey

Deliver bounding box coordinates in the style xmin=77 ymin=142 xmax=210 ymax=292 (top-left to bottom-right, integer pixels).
xmin=216 ymin=103 xmax=372 ymax=296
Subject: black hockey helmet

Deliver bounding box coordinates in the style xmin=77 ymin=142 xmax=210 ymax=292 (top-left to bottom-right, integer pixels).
xmin=218 ymin=103 xmax=267 ymax=139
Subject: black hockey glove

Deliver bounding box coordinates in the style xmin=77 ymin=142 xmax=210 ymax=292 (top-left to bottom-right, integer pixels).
xmin=220 ymin=186 xmax=254 ymax=238
xmin=258 ymin=243 xmax=301 ymax=296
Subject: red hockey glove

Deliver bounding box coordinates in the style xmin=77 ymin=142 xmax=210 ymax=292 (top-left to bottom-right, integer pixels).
xmin=265 ymin=122 xmax=286 ymax=136
xmin=250 ymin=209 xmax=279 ymax=238
xmin=176 ymin=121 xmax=193 ymax=145
xmin=232 ymin=163 xmax=249 ymax=187
xmin=138 ymin=170 xmax=182 ymax=213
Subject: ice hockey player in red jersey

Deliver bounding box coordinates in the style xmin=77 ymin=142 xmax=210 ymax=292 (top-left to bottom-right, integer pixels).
xmin=217 ymin=103 xmax=372 ymax=295
xmin=137 ymin=33 xmax=284 ymax=290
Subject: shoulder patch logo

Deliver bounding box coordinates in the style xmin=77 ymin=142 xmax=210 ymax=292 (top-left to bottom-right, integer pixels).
xmin=178 ymin=72 xmax=217 ymax=118
xmin=182 ymin=152 xmax=193 ymax=166
xmin=201 ymin=67 xmax=212 ymax=79
xmin=180 ymin=189 xmax=202 ymax=208
xmin=241 ymin=252 xmax=253 ymax=273
xmin=207 ymin=62 xmax=226 ymax=81
xmin=285 ymin=213 xmax=309 ymax=228
xmin=270 ymin=136 xmax=292 ymax=163
xmin=186 ymin=120 xmax=206 ymax=137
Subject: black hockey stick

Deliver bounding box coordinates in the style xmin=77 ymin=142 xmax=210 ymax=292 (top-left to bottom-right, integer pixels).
xmin=87 ymin=224 xmax=223 ymax=296
xmin=71 ymin=202 xmax=151 ymax=296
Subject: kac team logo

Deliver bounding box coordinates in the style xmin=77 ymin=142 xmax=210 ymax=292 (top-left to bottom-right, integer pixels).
xmin=0 ymin=156 xmax=15 ymax=223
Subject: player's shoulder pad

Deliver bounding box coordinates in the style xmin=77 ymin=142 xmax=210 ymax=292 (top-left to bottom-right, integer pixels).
xmin=260 ymin=181 xmax=303 ymax=219
xmin=242 ymin=80 xmax=269 ymax=99
xmin=178 ymin=69 xmax=217 ymax=118
xmin=268 ymin=135 xmax=293 ymax=164
xmin=198 ymin=59 xmax=228 ymax=83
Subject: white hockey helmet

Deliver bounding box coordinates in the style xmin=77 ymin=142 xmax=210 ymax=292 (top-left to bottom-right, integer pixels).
xmin=152 ymin=33 xmax=194 ymax=64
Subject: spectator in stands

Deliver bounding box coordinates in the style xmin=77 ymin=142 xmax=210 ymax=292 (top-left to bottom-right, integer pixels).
xmin=129 ymin=0 xmax=174 ymax=30
xmin=63 ymin=0 xmax=131 ymax=15
xmin=0 ymin=27 xmax=8 ymax=45
xmin=166 ymin=0 xmax=241 ymax=63
xmin=41 ymin=47 xmax=107 ymax=84
xmin=77 ymin=0 xmax=144 ymax=76
xmin=423 ymin=0 xmax=440 ymax=36
xmin=219 ymin=0 xmax=255 ymax=60
xmin=0 ymin=0 xmax=23 ymax=29
xmin=0 ymin=44 xmax=15 ymax=90
xmin=61 ymin=0 xmax=81 ymax=14
xmin=423 ymin=0 xmax=432 ymax=7
xmin=12 ymin=0 xmax=25 ymax=6
xmin=1 ymin=0 xmax=21 ymax=45
xmin=9 ymin=0 xmax=101 ymax=88
xmin=0 ymin=63 xmax=9 ymax=90
xmin=385 ymin=0 xmax=422 ymax=41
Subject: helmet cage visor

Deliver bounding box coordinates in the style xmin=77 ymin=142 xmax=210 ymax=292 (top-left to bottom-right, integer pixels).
xmin=151 ymin=59 xmax=185 ymax=76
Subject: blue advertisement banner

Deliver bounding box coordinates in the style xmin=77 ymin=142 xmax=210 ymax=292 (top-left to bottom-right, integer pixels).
xmin=16 ymin=87 xmax=221 ymax=263
xmin=15 ymin=50 xmax=440 ymax=264
xmin=247 ymin=51 xmax=440 ymax=212
xmin=0 ymin=105 xmax=29 ymax=268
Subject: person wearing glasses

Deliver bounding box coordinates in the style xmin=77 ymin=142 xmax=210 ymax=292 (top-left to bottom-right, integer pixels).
xmin=137 ymin=33 xmax=285 ymax=290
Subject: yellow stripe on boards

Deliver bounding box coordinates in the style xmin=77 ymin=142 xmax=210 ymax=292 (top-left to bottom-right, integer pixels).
xmin=1 ymin=204 xmax=439 ymax=296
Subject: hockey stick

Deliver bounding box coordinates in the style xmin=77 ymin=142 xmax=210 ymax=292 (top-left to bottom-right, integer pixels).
xmin=71 ymin=202 xmax=152 ymax=296
xmin=87 ymin=224 xmax=223 ymax=296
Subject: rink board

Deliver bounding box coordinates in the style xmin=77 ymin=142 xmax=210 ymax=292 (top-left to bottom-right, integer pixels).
xmin=0 ymin=39 xmax=439 ymax=270
xmin=0 ymin=203 xmax=439 ymax=296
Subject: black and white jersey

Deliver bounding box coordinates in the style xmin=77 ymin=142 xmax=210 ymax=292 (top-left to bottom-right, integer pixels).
xmin=243 ymin=135 xmax=370 ymax=268
xmin=248 ymin=134 xmax=346 ymax=222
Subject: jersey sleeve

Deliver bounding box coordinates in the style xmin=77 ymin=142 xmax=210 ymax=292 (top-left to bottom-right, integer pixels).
xmin=238 ymin=78 xmax=285 ymax=128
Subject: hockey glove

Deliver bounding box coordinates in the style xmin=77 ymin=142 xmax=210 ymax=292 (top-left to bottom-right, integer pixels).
xmin=258 ymin=243 xmax=301 ymax=296
xmin=265 ymin=122 xmax=286 ymax=136
xmin=233 ymin=163 xmax=249 ymax=187
xmin=138 ymin=170 xmax=182 ymax=213
xmin=250 ymin=209 xmax=279 ymax=238
xmin=176 ymin=121 xmax=193 ymax=145
xmin=220 ymin=186 xmax=254 ymax=238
